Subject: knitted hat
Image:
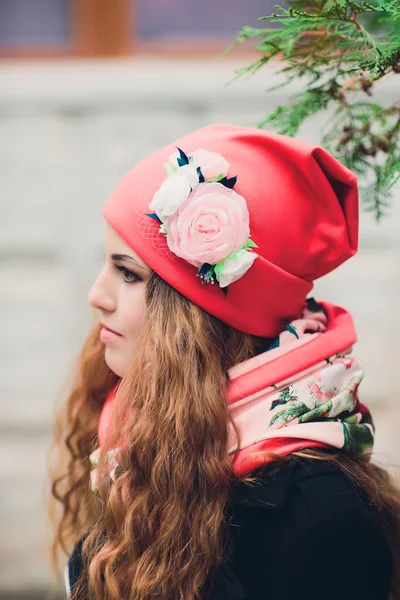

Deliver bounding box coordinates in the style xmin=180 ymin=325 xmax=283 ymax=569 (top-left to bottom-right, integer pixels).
xmin=102 ymin=124 xmax=358 ymax=338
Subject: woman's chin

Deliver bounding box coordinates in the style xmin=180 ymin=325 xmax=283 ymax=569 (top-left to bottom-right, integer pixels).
xmin=104 ymin=350 xmax=126 ymax=378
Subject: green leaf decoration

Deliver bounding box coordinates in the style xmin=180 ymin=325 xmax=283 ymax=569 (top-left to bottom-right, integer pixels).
xmin=214 ymin=259 xmax=226 ymax=281
xmin=164 ymin=162 xmax=177 ymax=177
xmin=159 ymin=223 xmax=168 ymax=235
xmin=199 ymin=261 xmax=229 ymax=294
xmin=206 ymin=172 xmax=226 ymax=183
xmin=242 ymin=238 xmax=259 ymax=250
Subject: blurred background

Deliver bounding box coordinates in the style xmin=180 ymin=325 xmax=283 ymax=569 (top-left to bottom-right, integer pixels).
xmin=1 ymin=1 xmax=399 ymax=598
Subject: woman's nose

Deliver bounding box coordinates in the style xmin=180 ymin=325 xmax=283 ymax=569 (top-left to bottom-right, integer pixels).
xmin=88 ymin=269 xmax=116 ymax=313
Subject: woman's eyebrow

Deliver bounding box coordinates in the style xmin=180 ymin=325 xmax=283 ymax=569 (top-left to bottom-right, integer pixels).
xmin=111 ymin=253 xmax=148 ymax=271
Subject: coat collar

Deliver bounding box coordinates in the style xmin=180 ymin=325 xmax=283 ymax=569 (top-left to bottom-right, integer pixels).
xmin=228 ymin=460 xmax=297 ymax=510
xmin=229 ymin=455 xmax=342 ymax=510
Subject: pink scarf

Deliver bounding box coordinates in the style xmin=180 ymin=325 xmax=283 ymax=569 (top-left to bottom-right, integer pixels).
xmin=90 ymin=299 xmax=373 ymax=487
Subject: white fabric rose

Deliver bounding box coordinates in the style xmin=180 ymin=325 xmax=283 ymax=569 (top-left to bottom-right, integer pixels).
xmin=150 ymin=162 xmax=200 ymax=222
xmin=176 ymin=164 xmax=200 ymax=190
xmin=191 ymin=149 xmax=230 ymax=180
xmin=169 ymin=149 xmax=230 ymax=181
xmin=215 ymin=250 xmax=257 ymax=288
xmin=149 ymin=174 xmax=192 ymax=222
xmin=168 ymin=150 xmax=181 ymax=168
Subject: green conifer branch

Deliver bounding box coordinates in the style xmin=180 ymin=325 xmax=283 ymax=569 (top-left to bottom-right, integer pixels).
xmin=227 ymin=0 xmax=400 ymax=219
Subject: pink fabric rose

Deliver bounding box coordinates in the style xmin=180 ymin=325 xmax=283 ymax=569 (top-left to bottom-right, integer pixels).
xmin=164 ymin=182 xmax=250 ymax=267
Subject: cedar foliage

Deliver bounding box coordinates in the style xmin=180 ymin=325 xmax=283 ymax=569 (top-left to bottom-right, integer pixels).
xmin=227 ymin=0 xmax=400 ymax=219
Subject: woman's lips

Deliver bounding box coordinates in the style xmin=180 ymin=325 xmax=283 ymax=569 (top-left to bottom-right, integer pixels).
xmin=100 ymin=324 xmax=122 ymax=343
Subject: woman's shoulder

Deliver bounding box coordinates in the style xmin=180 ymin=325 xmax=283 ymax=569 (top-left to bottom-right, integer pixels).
xmin=223 ymin=456 xmax=394 ymax=600
xmin=230 ymin=454 xmax=379 ymax=515
xmin=228 ymin=455 xmax=392 ymax=542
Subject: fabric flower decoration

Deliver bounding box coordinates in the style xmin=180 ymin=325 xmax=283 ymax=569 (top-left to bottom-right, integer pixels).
xmin=149 ymin=175 xmax=192 ymax=223
xmin=214 ymin=249 xmax=257 ymax=288
xmin=169 ymin=148 xmax=230 ymax=181
xmin=89 ymin=447 xmax=120 ymax=495
xmin=191 ymin=149 xmax=230 ymax=180
xmin=165 ymin=183 xmax=249 ymax=267
xmin=147 ymin=147 xmax=258 ymax=292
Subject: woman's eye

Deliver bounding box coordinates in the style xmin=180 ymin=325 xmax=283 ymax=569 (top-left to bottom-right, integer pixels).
xmin=115 ymin=265 xmax=140 ymax=284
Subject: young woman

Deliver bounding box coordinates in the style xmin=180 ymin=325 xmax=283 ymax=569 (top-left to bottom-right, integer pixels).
xmin=49 ymin=124 xmax=400 ymax=600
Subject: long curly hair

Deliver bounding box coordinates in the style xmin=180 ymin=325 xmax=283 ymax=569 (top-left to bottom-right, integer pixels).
xmin=49 ymin=271 xmax=400 ymax=600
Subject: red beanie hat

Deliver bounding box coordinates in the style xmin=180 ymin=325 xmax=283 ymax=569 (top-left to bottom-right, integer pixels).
xmin=102 ymin=124 xmax=358 ymax=338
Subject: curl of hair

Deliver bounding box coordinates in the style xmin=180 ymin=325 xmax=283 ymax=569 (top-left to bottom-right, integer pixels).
xmin=48 ymin=323 xmax=119 ymax=569
xmin=49 ymin=272 xmax=400 ymax=600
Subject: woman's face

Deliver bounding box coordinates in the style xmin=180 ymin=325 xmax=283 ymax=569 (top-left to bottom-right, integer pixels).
xmin=88 ymin=223 xmax=151 ymax=378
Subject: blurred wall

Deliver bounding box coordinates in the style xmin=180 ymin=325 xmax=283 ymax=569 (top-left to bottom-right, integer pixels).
xmin=0 ymin=0 xmax=281 ymax=58
xmin=0 ymin=57 xmax=399 ymax=598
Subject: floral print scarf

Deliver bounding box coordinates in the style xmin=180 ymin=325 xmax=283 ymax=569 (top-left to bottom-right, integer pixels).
xmin=227 ymin=298 xmax=374 ymax=474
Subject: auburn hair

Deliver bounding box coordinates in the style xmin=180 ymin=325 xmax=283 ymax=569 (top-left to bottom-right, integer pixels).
xmin=49 ymin=271 xmax=400 ymax=599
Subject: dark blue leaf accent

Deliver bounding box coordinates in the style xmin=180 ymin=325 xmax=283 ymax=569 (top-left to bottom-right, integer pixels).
xmin=146 ymin=213 xmax=162 ymax=223
xmin=284 ymin=324 xmax=299 ymax=339
xmin=306 ymin=296 xmax=324 ymax=313
xmin=176 ymin=147 xmax=189 ymax=166
xmin=219 ymin=175 xmax=237 ymax=189
xmin=198 ymin=263 xmax=213 ymax=277
xmin=197 ymin=167 xmax=205 ymax=183
xmin=197 ymin=263 xmax=227 ymax=294
xmin=266 ymin=336 xmax=280 ymax=351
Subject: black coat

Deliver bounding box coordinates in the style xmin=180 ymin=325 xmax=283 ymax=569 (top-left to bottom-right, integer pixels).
xmin=66 ymin=457 xmax=394 ymax=600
